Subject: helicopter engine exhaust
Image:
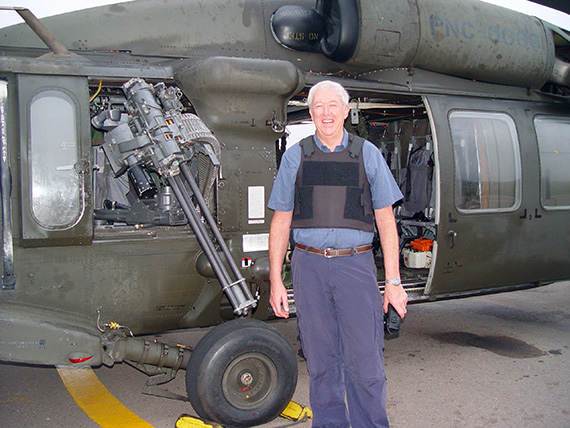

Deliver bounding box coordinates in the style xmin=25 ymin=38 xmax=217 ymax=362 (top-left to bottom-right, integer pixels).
xmin=94 ymin=78 xmax=257 ymax=316
xmin=271 ymin=0 xmax=568 ymax=89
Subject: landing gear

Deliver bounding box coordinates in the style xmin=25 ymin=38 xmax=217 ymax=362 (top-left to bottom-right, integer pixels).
xmin=186 ymin=318 xmax=298 ymax=427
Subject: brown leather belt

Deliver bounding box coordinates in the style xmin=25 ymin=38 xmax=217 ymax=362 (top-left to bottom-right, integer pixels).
xmin=295 ymin=243 xmax=373 ymax=258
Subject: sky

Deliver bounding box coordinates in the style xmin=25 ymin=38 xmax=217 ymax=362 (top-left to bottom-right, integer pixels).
xmin=0 ymin=0 xmax=569 ymax=30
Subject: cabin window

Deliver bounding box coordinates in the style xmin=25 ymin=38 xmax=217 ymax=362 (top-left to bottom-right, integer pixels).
xmin=535 ymin=116 xmax=570 ymax=209
xmin=29 ymin=90 xmax=82 ymax=228
xmin=450 ymin=111 xmax=521 ymax=212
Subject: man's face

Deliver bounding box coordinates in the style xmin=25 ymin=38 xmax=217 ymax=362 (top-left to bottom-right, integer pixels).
xmin=309 ymin=87 xmax=350 ymax=144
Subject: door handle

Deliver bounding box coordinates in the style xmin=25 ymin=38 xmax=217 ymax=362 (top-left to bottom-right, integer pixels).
xmin=447 ymin=230 xmax=457 ymax=249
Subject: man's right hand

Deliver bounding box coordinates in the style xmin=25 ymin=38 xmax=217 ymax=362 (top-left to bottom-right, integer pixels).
xmin=269 ymin=279 xmax=290 ymax=318
xmin=268 ymin=210 xmax=293 ymax=319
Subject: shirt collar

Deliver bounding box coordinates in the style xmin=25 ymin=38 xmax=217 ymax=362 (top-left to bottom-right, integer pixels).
xmin=313 ymin=130 xmax=348 ymax=153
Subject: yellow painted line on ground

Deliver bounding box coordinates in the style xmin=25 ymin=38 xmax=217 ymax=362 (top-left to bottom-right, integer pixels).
xmin=57 ymin=366 xmax=155 ymax=428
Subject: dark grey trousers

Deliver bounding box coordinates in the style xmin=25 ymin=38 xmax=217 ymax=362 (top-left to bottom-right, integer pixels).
xmin=292 ymin=248 xmax=389 ymax=428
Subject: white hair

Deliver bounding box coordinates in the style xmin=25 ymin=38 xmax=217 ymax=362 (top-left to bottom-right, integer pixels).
xmin=307 ymin=80 xmax=350 ymax=110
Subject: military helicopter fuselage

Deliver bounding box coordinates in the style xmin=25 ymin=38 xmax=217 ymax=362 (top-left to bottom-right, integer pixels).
xmin=0 ymin=0 xmax=569 ymax=426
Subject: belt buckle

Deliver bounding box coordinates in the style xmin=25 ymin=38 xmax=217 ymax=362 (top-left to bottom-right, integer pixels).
xmin=323 ymin=248 xmax=336 ymax=258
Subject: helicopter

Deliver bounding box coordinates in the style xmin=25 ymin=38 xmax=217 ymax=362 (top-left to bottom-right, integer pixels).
xmin=0 ymin=0 xmax=569 ymax=426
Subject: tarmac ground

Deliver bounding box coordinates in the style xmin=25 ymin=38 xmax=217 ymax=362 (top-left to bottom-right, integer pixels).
xmin=1 ymin=281 xmax=569 ymax=428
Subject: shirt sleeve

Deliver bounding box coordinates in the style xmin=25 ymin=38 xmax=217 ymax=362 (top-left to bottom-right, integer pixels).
xmin=267 ymin=143 xmax=301 ymax=212
xmin=362 ymin=140 xmax=404 ymax=209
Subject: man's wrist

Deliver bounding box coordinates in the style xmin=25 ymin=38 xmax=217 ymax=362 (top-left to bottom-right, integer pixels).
xmin=385 ymin=277 xmax=401 ymax=286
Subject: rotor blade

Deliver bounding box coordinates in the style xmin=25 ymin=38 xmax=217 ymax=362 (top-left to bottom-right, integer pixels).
xmin=529 ymin=0 xmax=570 ymax=15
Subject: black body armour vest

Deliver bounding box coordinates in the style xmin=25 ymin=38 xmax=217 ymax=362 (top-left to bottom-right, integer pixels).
xmin=291 ymin=134 xmax=375 ymax=233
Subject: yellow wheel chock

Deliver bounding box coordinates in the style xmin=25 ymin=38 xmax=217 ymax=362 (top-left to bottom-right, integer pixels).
xmin=175 ymin=414 xmax=223 ymax=428
xmin=175 ymin=400 xmax=312 ymax=427
xmin=279 ymin=400 xmax=313 ymax=422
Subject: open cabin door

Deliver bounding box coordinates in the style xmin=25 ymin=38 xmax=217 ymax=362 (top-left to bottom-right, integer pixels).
xmin=424 ymin=94 xmax=568 ymax=298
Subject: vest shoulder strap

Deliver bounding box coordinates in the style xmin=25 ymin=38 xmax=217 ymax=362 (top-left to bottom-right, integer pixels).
xmin=348 ymin=134 xmax=365 ymax=158
xmin=299 ymin=136 xmax=314 ymax=158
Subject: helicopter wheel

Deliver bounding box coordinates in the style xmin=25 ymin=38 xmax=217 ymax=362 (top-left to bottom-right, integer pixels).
xmin=186 ymin=318 xmax=298 ymax=427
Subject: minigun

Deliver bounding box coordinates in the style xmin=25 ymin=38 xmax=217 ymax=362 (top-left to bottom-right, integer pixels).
xmin=93 ymin=78 xmax=256 ymax=316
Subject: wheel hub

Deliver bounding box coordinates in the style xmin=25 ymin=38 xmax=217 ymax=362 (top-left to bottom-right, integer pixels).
xmin=222 ymin=352 xmax=278 ymax=410
xmin=239 ymin=371 xmax=253 ymax=388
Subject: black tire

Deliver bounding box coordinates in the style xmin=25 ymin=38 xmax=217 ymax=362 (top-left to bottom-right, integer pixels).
xmin=186 ymin=318 xmax=298 ymax=427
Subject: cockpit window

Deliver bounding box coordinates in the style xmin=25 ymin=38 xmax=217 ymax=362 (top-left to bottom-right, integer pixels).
xmin=29 ymin=90 xmax=82 ymax=228
xmin=535 ymin=116 xmax=570 ymax=210
xmin=450 ymin=111 xmax=521 ymax=213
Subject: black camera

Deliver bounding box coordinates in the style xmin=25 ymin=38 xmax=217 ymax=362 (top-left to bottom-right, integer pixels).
xmin=384 ymin=304 xmax=403 ymax=340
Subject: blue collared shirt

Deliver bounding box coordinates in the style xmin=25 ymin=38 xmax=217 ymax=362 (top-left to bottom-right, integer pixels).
xmin=268 ymin=131 xmax=403 ymax=248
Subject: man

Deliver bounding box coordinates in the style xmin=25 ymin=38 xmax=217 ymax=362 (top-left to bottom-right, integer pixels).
xmin=268 ymin=80 xmax=408 ymax=428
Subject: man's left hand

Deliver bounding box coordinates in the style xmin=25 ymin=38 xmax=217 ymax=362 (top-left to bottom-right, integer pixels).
xmin=383 ymin=283 xmax=408 ymax=318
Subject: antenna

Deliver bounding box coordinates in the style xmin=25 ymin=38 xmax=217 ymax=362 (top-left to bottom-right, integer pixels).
xmin=0 ymin=6 xmax=71 ymax=57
